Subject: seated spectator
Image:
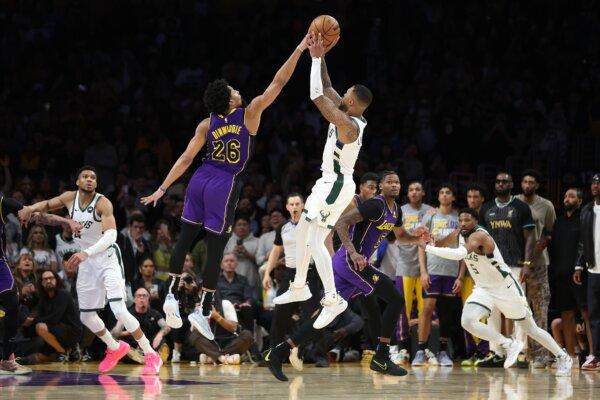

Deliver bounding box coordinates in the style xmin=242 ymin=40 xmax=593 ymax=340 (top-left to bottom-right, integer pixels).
xmin=20 ymin=271 xmax=82 ymax=364
xmin=59 ymin=252 xmax=78 ymax=301
xmin=255 ymin=209 xmax=284 ymax=267
xmin=20 ymin=224 xmax=57 ymax=272
xmin=117 ymin=214 xmax=152 ymax=284
xmin=132 ymin=258 xmax=167 ymax=313
xmin=217 ymin=253 xmax=254 ymax=331
xmin=224 ymin=216 xmax=259 ymax=291
xmin=54 ymin=224 xmax=80 ymax=272
xmin=171 ymin=271 xmax=200 ymax=363
xmin=152 ymin=219 xmax=174 ymax=281
xmin=188 ymin=290 xmax=253 ymax=365
xmin=13 ymin=253 xmax=39 ymax=313
xmin=111 ymin=287 xmax=171 ymax=363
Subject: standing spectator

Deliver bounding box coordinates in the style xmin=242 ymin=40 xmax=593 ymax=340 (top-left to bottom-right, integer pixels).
xmin=152 ymin=220 xmax=174 ymax=280
xmin=466 ymin=183 xmax=487 ymax=214
xmin=217 ymin=253 xmax=255 ymax=332
xmin=55 ymin=225 xmax=80 ymax=272
xmin=395 ymin=181 xmax=431 ymax=363
xmin=479 ymin=172 xmax=535 ymax=368
xmin=20 ymin=225 xmax=58 ymax=272
xmin=224 ymin=216 xmax=259 ymax=292
xmin=132 ymin=258 xmax=167 ymax=313
xmin=574 ymin=173 xmax=600 ymax=371
xmin=256 ymin=209 xmax=284 ymax=267
xmin=117 ymin=214 xmax=152 ymax=284
xmin=111 ymin=287 xmax=171 ymax=363
xmin=22 ymin=271 xmax=82 ymax=364
xmin=551 ymin=188 xmax=590 ymax=367
xmin=516 ymin=169 xmax=556 ymax=367
xmin=413 ymin=184 xmax=463 ymax=367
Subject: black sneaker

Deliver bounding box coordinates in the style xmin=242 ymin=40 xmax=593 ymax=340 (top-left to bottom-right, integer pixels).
xmin=315 ymin=357 xmax=329 ymax=368
xmin=370 ymin=355 xmax=408 ymax=376
xmin=476 ymin=352 xmax=505 ymax=368
xmin=263 ymin=347 xmax=288 ymax=382
xmin=516 ymin=353 xmax=529 ymax=369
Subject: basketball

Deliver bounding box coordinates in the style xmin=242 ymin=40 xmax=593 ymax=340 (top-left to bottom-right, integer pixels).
xmin=309 ymin=15 xmax=340 ymax=47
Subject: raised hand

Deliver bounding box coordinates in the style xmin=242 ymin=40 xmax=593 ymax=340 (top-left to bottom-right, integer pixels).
xmin=17 ymin=206 xmax=33 ymax=227
xmin=308 ymin=32 xmax=325 ymax=58
xmin=297 ymin=33 xmax=311 ymax=51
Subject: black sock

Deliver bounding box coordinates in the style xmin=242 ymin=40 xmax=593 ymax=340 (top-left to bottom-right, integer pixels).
xmin=201 ymin=291 xmax=214 ymax=316
xmin=440 ymin=340 xmax=448 ymax=352
xmin=375 ymin=342 xmax=390 ymax=358
xmin=274 ymin=341 xmax=291 ymax=358
xmin=418 ymin=341 xmax=427 ymax=351
xmin=399 ymin=339 xmax=410 ymax=351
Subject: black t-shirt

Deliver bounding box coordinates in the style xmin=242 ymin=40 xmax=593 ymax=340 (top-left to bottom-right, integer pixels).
xmin=129 ymin=306 xmax=163 ymax=340
xmin=480 ymin=197 xmax=534 ymax=266
xmin=550 ymin=209 xmax=581 ymax=276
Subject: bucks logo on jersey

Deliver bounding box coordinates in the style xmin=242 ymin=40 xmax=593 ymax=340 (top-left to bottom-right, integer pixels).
xmin=319 ymin=210 xmax=331 ymax=223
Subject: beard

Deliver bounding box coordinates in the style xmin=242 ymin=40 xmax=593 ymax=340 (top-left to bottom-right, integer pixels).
xmin=495 ymin=187 xmax=511 ymax=196
xmin=338 ymin=102 xmax=348 ymax=112
xmin=564 ymin=203 xmax=578 ymax=212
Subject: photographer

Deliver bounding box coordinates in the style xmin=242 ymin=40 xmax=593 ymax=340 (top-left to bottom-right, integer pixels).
xmin=171 ymin=271 xmax=201 ymax=363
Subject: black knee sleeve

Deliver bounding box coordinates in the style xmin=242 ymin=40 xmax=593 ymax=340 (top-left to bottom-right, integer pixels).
xmin=170 ymin=222 xmax=202 ymax=274
xmin=0 ymin=287 xmax=19 ymax=359
xmin=201 ymin=231 xmax=230 ymax=290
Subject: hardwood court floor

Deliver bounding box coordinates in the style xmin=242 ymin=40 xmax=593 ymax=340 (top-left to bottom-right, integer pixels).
xmin=0 ymin=361 xmax=597 ymax=399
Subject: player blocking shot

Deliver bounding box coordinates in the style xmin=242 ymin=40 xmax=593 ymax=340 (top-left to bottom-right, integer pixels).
xmin=273 ymin=32 xmax=374 ymax=329
xmin=19 ymin=166 xmax=163 ymax=375
xmin=141 ymin=35 xmax=311 ymax=340
xmin=421 ymin=208 xmax=572 ymax=377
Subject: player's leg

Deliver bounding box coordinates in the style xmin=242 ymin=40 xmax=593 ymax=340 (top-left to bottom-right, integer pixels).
xmin=105 ymin=252 xmax=162 ymax=375
xmin=0 ymin=284 xmax=31 ymax=374
xmin=272 ymin=217 xmax=313 ymax=305
xmin=361 ymin=268 xmax=407 ymax=376
xmin=395 ymin=276 xmax=413 ymax=354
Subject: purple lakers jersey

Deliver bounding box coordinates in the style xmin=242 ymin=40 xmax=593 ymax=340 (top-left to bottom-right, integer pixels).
xmin=203 ymin=108 xmax=254 ymax=175
xmin=336 ymin=195 xmax=401 ymax=261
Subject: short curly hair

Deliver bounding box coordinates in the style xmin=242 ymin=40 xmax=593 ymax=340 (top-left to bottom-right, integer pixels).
xmin=203 ymin=79 xmax=231 ymax=115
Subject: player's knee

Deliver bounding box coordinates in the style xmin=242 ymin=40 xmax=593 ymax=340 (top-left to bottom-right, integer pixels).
xmin=35 ymin=322 xmax=48 ymax=334
xmin=80 ymin=312 xmax=105 ymax=333
xmin=110 ymin=301 xmax=140 ymax=332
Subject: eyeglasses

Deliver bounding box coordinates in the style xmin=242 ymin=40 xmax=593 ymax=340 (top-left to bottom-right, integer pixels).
xmin=495 ymin=179 xmax=511 ymax=184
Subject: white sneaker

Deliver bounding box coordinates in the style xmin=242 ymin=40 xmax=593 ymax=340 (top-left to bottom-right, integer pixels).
xmin=313 ymin=295 xmax=348 ymax=329
xmin=502 ymin=339 xmax=524 ymax=369
xmin=171 ymin=350 xmax=181 ymax=363
xmin=189 ymin=309 xmax=214 ymax=340
xmin=163 ymin=294 xmax=183 ymax=328
xmin=425 ymin=349 xmax=438 ymax=366
xmin=289 ymin=346 xmax=303 ymax=371
xmin=555 ymin=352 xmax=573 ymax=377
xmin=199 ymin=354 xmax=215 ymax=364
xmin=227 ymin=354 xmax=241 ymax=365
xmin=273 ymin=284 xmax=312 ymax=305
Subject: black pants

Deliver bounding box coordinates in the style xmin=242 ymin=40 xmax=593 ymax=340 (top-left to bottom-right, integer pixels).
xmin=269 ymin=267 xmax=321 ymax=345
xmin=0 ymin=286 xmax=19 ymax=360
xmin=188 ymin=329 xmax=253 ymax=361
xmin=588 ymin=272 xmax=600 ymax=356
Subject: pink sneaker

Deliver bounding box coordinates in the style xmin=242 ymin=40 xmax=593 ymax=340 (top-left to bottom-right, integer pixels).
xmin=99 ymin=341 xmax=131 ymax=373
xmin=142 ymin=352 xmax=163 ymax=375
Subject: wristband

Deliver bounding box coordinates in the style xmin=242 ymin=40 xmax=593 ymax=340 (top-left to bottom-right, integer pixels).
xmin=158 ymin=187 xmax=167 ymax=194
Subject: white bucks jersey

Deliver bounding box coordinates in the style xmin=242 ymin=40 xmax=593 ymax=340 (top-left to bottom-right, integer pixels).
xmin=460 ymin=227 xmax=512 ymax=288
xmin=320 ymin=116 xmax=366 ymax=179
xmin=69 ymin=191 xmax=105 ymax=250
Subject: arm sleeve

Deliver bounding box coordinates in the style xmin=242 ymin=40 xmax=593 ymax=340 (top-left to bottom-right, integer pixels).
xmin=310 ymin=58 xmax=323 ymax=100
xmin=357 ymin=199 xmax=385 ymax=222
xmin=425 ymin=244 xmax=468 ymax=261
xmin=273 ymin=224 xmax=283 ymax=246
xmin=83 ymin=229 xmax=117 ymax=256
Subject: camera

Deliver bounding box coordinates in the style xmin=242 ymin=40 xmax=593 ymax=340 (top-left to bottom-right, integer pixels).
xmin=183 ymin=275 xmax=194 ymax=284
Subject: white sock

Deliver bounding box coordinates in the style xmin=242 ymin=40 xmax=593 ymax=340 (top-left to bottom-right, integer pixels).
xmin=137 ymin=335 xmax=156 ymax=355
xmin=99 ymin=331 xmax=120 ymax=351
xmin=308 ymin=224 xmax=336 ymax=296
xmin=292 ymin=218 xmax=312 ymax=288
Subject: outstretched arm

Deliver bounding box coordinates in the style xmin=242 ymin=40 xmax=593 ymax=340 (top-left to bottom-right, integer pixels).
xmin=321 ymin=56 xmax=342 ymax=106
xmin=308 ymin=34 xmax=357 ymax=144
xmin=141 ymin=118 xmax=209 ymax=206
xmin=32 ymin=213 xmax=82 ymax=236
xmin=245 ymin=35 xmax=309 ymax=125
xmin=19 ymin=191 xmax=74 ymax=226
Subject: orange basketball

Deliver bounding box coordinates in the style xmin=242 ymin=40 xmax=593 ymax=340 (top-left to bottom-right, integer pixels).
xmin=309 ymin=15 xmax=340 ymax=47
